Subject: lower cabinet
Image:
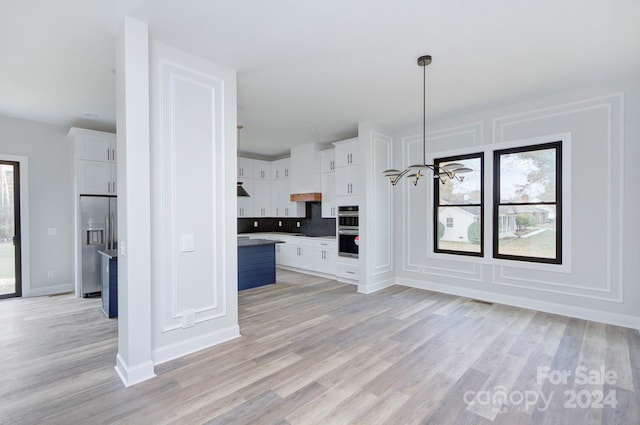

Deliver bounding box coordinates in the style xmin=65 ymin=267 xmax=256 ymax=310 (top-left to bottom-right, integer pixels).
xmin=335 ymin=257 xmax=359 ymax=283
xmin=270 ymin=235 xmax=336 ymax=277
xmin=314 ymin=241 xmax=336 ymax=275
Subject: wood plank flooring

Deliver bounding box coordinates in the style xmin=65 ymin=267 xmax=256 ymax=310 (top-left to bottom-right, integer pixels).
xmin=1 ymin=269 xmax=638 ymax=424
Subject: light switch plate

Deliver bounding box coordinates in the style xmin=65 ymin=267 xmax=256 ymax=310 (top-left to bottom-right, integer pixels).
xmin=119 ymin=240 xmax=126 ymax=256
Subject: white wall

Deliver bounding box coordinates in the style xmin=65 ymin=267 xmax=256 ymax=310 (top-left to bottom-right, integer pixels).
xmin=391 ymin=75 xmax=640 ymax=329
xmin=359 ymin=121 xmax=395 ymax=294
xmin=0 ymin=115 xmax=73 ymax=295
xmin=149 ymin=41 xmax=239 ymax=364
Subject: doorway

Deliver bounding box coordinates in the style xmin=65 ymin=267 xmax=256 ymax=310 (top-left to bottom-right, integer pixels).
xmin=0 ymin=161 xmax=21 ymax=299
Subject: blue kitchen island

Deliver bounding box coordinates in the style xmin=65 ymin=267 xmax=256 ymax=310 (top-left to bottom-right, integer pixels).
xmin=237 ymin=238 xmax=283 ymax=291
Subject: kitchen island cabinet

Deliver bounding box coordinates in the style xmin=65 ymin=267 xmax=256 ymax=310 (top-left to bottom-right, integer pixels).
xmin=237 ymin=238 xmax=283 ymax=290
xmin=98 ymin=249 xmax=118 ymax=318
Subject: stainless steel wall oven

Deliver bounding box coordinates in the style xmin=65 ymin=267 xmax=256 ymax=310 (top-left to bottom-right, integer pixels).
xmin=338 ymin=206 xmax=359 ymax=258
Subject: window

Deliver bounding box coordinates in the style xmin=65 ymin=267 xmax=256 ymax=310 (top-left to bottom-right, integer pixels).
xmin=434 ymin=153 xmax=484 ymax=256
xmin=493 ymin=141 xmax=562 ymax=264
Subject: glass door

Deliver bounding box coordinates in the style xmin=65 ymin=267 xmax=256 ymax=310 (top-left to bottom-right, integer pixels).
xmin=0 ymin=161 xmax=21 ymax=299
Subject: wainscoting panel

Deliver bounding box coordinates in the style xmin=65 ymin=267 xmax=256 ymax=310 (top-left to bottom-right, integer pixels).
xmin=157 ymin=58 xmax=228 ymax=331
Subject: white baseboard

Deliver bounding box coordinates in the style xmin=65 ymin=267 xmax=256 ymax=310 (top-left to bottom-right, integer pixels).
xmin=114 ymin=353 xmax=156 ymax=388
xmin=397 ymin=277 xmax=640 ymax=330
xmin=277 ymin=265 xmax=336 ymax=281
xmin=152 ymin=325 xmax=241 ymax=365
xmin=23 ymin=283 xmax=74 ymax=297
xmin=358 ymin=278 xmax=394 ymax=294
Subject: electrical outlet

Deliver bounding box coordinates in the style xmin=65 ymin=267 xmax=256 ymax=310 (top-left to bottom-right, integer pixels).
xmin=47 ymin=228 xmax=57 ymax=236
xmin=296 ymin=221 xmax=301 ymax=228
xmin=182 ymin=310 xmax=196 ymax=328
xmin=180 ymin=234 xmax=195 ymax=252
xmin=278 ymin=221 xmax=282 ymax=227
xmin=47 ymin=270 xmax=54 ymax=278
xmin=119 ymin=240 xmax=127 ymax=256
xmin=253 ymin=221 xmax=258 ymax=228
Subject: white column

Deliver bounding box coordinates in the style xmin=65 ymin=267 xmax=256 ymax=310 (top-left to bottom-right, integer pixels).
xmin=114 ymin=16 xmax=155 ymax=386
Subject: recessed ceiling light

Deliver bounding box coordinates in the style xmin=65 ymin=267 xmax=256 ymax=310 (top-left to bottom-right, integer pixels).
xmin=84 ymin=113 xmax=99 ymax=119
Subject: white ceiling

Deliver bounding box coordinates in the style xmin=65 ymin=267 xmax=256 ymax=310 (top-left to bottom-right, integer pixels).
xmin=1 ymin=0 xmax=639 ymax=158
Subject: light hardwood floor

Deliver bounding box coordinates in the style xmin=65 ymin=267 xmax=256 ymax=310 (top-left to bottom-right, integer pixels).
xmin=1 ymin=270 xmax=639 ymax=424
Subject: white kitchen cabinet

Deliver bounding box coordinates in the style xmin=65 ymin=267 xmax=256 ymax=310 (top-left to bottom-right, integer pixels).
xmin=70 ymin=128 xmax=117 ymax=195
xmin=272 ymin=157 xmax=291 ymax=179
xmin=314 ymin=240 xmax=336 ymax=275
xmin=272 ymin=178 xmax=305 ymax=218
xmin=333 ymin=138 xmax=360 ymax=206
xmin=333 ymin=137 xmax=359 ymax=168
xmin=321 ymin=149 xmax=336 ymax=218
xmin=320 ymin=149 xmax=336 ymax=173
xmin=71 ymin=128 xmax=116 ymax=163
xmin=275 ymin=241 xmax=294 ymax=266
xmin=272 ymin=235 xmax=337 ymax=277
xmin=77 ymin=161 xmax=117 ymax=195
xmin=321 ymin=171 xmax=336 ymax=218
xmin=253 ymin=159 xmax=272 ymax=180
xmin=252 ymin=178 xmax=272 ymax=217
xmin=335 ymin=257 xmax=359 ymax=283
xmin=291 ymin=242 xmax=314 ymax=270
xmin=238 ymin=157 xmax=253 ymax=179
xmin=334 ymin=167 xmax=359 ymax=197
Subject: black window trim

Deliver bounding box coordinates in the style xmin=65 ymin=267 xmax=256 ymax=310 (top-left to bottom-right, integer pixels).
xmin=434 ymin=152 xmax=484 ymax=258
xmin=492 ymin=141 xmax=562 ymax=264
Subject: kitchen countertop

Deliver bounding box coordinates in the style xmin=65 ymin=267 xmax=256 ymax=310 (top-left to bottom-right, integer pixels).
xmin=98 ymin=249 xmax=118 ymax=259
xmin=237 ymin=238 xmax=284 ymax=247
xmin=238 ymin=232 xmax=336 ymax=240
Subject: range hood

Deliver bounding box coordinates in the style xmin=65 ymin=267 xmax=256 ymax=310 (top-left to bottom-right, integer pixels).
xmin=290 ymin=143 xmax=322 ymax=202
xmin=290 ymin=193 xmax=322 ymax=202
xmin=237 ymin=182 xmax=250 ymax=197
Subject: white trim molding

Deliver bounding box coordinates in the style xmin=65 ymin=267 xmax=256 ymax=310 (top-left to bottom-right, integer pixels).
xmin=115 ymin=354 xmax=157 ymax=388
xmin=152 ymin=325 xmax=240 ymax=365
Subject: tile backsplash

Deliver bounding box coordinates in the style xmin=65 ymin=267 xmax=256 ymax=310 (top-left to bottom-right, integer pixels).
xmin=237 ymin=202 xmax=335 ymax=236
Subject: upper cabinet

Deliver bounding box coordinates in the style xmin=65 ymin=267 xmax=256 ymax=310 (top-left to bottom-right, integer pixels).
xmin=333 ymin=137 xmax=359 ymax=168
xmin=253 ymin=160 xmax=272 ymax=180
xmin=71 ymin=128 xmax=116 ymax=163
xmin=333 ymin=138 xmax=360 ymax=206
xmin=237 ymin=157 xmax=253 ymax=179
xmin=320 ymin=149 xmax=336 ymax=218
xmin=272 ymin=157 xmax=291 ymax=179
xmin=69 ymin=128 xmax=117 ymax=195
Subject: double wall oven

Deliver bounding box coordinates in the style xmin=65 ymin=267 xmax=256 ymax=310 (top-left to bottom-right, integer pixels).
xmin=338 ymin=205 xmax=358 ymax=258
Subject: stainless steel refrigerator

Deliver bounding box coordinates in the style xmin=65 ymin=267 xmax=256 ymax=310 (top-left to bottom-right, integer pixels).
xmin=80 ymin=196 xmax=117 ymax=296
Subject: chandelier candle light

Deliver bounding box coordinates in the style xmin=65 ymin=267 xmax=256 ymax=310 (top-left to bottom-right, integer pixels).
xmin=382 ymin=55 xmax=472 ymax=186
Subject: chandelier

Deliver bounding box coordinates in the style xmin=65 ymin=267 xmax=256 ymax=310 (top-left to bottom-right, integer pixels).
xmin=383 ymin=55 xmax=472 ymax=186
